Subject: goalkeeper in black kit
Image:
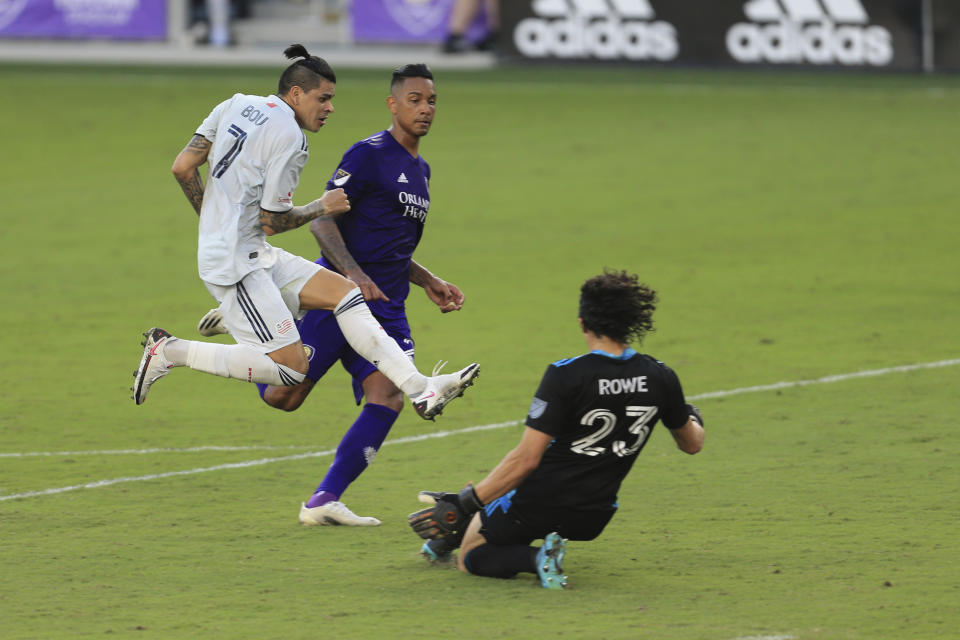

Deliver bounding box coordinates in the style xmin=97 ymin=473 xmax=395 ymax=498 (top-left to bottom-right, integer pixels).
xmin=408 ymin=270 xmax=706 ymax=589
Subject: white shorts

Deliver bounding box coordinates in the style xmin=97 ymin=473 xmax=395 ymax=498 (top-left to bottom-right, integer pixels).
xmin=204 ymin=248 xmax=323 ymax=354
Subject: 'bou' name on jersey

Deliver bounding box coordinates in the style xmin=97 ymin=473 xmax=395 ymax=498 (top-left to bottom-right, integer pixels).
xmin=598 ymin=375 xmax=648 ymax=395
xmin=399 ymin=191 xmax=429 ymax=222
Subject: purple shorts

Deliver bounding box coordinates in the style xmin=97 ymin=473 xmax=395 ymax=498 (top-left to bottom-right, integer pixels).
xmin=297 ymin=308 xmax=414 ymax=404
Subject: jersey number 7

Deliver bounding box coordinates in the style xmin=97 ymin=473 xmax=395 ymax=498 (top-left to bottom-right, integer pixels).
xmin=212 ymin=124 xmax=248 ymax=179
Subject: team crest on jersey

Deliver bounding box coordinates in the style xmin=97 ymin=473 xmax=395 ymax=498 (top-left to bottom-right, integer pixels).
xmin=528 ymin=397 xmax=548 ymax=419
xmin=332 ymin=169 xmax=351 ymax=186
xmin=303 ymin=345 xmax=315 ymax=361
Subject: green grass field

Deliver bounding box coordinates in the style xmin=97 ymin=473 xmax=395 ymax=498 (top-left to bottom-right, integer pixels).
xmin=1 ymin=62 xmax=958 ymax=639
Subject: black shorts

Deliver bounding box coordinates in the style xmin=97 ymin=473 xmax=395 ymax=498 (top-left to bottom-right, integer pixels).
xmin=479 ymin=489 xmax=616 ymax=546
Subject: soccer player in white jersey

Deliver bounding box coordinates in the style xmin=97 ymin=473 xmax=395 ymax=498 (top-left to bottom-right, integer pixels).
xmin=131 ymin=44 xmax=479 ymax=421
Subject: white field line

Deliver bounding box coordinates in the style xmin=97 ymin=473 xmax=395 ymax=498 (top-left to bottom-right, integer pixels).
xmin=0 ymin=421 xmax=520 ymax=502
xmin=689 ymin=358 xmax=960 ymax=400
xmin=0 ymin=445 xmax=317 ymax=458
xmin=1 ymin=359 xmax=957 ymax=502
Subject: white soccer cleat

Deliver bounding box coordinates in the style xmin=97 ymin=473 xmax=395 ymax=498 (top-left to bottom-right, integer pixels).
xmin=197 ymin=308 xmax=228 ymax=337
xmin=131 ymin=327 xmax=174 ymax=405
xmin=298 ymin=501 xmax=381 ymax=527
xmin=412 ymin=362 xmax=480 ymax=421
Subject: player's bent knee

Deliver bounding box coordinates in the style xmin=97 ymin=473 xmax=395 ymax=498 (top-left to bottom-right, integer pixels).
xmin=275 ymin=363 xmax=306 ymax=387
xmin=263 ymin=385 xmax=307 ymax=412
xmin=267 ymin=343 xmax=310 ymax=375
xmin=299 ymin=269 xmax=355 ymax=310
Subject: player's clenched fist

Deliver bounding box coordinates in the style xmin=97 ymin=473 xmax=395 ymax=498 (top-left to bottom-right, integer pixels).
xmin=320 ymin=188 xmax=350 ymax=215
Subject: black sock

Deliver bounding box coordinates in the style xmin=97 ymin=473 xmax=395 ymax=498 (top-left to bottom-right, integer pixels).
xmin=463 ymin=543 xmax=538 ymax=578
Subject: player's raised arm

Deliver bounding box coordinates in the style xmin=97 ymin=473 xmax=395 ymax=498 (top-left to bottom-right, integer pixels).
xmin=309 ymin=215 xmax=388 ymax=302
xmin=171 ymin=134 xmax=211 ymax=216
xmin=410 ymin=260 xmax=464 ymax=312
xmin=259 ymin=188 xmax=350 ymax=236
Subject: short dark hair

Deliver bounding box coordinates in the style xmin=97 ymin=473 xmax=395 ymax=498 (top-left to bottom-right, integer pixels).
xmin=390 ymin=63 xmax=434 ymax=92
xmin=278 ymin=44 xmax=336 ymax=96
xmin=579 ymin=270 xmax=658 ymax=344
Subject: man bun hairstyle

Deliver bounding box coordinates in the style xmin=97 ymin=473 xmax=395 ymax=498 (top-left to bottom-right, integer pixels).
xmin=390 ymin=63 xmax=434 ymax=92
xmin=579 ymin=270 xmax=658 ymax=345
xmin=278 ymin=44 xmax=336 ymax=96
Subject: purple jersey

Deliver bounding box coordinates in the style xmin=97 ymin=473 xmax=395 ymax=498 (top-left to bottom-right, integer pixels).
xmin=322 ymin=130 xmax=430 ymax=319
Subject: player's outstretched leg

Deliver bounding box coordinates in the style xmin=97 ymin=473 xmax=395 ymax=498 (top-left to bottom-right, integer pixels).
xmin=299 ymin=501 xmax=381 ymax=527
xmin=331 ymin=289 xmax=479 ymax=420
xmin=411 ymin=361 xmax=480 ymax=420
xmin=131 ymin=328 xmax=175 ymax=405
xmin=536 ymin=532 xmax=568 ymax=590
xmin=197 ymin=308 xmax=228 ymax=337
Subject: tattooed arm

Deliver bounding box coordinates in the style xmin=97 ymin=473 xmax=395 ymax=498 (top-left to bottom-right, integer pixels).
xmin=171 ymin=134 xmax=211 ymax=216
xmin=308 ymin=215 xmax=388 ymax=302
xmin=259 ymin=188 xmax=351 ymax=236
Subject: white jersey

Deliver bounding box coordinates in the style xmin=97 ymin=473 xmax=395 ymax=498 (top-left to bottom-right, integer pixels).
xmin=195 ymin=93 xmax=309 ymax=285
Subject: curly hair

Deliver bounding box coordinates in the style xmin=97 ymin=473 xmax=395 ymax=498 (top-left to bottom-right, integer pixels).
xmin=579 ymin=270 xmax=658 ymax=345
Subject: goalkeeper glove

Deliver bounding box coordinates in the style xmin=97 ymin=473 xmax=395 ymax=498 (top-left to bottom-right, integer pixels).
xmin=408 ymin=485 xmax=483 ymax=540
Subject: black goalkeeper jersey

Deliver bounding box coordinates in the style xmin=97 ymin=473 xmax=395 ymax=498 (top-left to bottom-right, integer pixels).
xmin=513 ymin=349 xmax=690 ymax=512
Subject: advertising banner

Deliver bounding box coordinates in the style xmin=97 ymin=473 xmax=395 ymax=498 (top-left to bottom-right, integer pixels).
xmin=500 ymin=0 xmax=935 ymax=71
xmin=932 ymin=3 xmax=960 ymax=71
xmin=351 ymin=0 xmax=487 ymax=43
xmin=0 ymin=0 xmax=167 ymax=40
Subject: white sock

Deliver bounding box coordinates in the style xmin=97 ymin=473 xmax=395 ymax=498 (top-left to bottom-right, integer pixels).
xmin=182 ymin=340 xmax=305 ymax=386
xmin=333 ymin=288 xmax=426 ymax=396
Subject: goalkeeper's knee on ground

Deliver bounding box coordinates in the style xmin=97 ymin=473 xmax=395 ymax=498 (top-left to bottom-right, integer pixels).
xmin=463 ymin=543 xmax=536 ymax=579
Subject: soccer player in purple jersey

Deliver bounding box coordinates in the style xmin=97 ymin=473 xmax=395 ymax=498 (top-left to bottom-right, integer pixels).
xmin=198 ymin=64 xmax=472 ymax=526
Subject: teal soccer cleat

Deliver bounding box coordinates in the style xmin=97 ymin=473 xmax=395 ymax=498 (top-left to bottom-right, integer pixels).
xmin=536 ymin=532 xmax=568 ymax=590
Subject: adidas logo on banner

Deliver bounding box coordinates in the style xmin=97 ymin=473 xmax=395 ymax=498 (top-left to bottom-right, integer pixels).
xmin=726 ymin=0 xmax=893 ymax=66
xmin=514 ymin=0 xmax=678 ymax=61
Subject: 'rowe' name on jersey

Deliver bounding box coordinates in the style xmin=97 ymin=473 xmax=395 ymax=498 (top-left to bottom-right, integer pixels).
xmin=598 ymin=375 xmax=648 ymax=395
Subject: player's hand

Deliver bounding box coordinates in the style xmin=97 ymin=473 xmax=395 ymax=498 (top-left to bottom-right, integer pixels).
xmin=423 ymin=278 xmax=464 ymax=313
xmin=408 ymin=485 xmax=482 ymax=539
xmin=686 ymin=404 xmax=704 ymax=428
xmin=346 ymin=268 xmax=389 ymax=303
xmin=319 ymin=188 xmax=350 ymax=216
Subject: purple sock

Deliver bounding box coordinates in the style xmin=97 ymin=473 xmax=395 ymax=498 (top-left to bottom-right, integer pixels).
xmin=306 ymin=490 xmax=338 ymax=508
xmin=256 ymin=383 xmax=268 ymax=400
xmin=306 ymin=403 xmax=398 ymax=506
